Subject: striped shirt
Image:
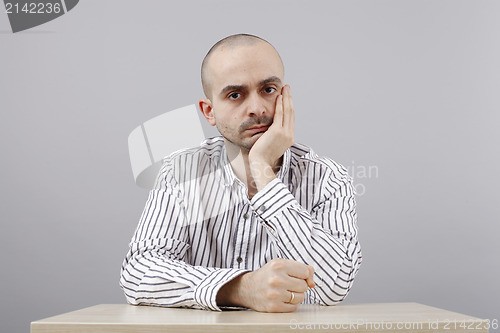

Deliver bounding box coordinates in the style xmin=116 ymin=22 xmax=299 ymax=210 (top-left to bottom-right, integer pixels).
xmin=120 ymin=136 xmax=362 ymax=311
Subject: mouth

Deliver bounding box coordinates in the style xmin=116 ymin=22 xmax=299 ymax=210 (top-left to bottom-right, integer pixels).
xmin=246 ymin=125 xmax=270 ymax=134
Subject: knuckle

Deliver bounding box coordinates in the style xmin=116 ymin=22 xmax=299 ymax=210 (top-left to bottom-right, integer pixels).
xmin=267 ymin=276 xmax=282 ymax=288
xmin=265 ymin=289 xmax=281 ymax=300
xmin=268 ymin=258 xmax=284 ymax=270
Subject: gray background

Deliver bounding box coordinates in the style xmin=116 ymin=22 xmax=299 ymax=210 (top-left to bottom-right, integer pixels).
xmin=1 ymin=1 xmax=499 ymax=332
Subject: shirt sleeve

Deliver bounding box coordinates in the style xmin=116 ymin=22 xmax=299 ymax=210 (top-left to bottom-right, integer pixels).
xmin=119 ymin=163 xmax=248 ymax=311
xmin=249 ymin=159 xmax=362 ymax=305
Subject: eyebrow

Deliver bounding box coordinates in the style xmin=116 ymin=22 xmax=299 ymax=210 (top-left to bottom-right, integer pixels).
xmin=219 ymin=76 xmax=282 ymax=96
xmin=259 ymin=76 xmax=282 ymax=86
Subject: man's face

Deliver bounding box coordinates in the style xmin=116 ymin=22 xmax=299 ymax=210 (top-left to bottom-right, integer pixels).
xmin=202 ymin=42 xmax=285 ymax=151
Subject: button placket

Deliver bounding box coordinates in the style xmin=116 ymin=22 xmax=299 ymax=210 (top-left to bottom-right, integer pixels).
xmin=233 ymin=204 xmax=252 ymax=268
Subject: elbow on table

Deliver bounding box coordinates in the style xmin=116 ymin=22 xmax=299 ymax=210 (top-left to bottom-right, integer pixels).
xmin=313 ymin=287 xmax=350 ymax=306
xmin=312 ymin=268 xmax=360 ymax=306
xmin=119 ymin=264 xmax=144 ymax=306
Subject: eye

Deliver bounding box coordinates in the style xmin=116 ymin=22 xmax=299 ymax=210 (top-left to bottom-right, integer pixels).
xmin=263 ymin=86 xmax=277 ymax=94
xmin=228 ymin=92 xmax=241 ymax=100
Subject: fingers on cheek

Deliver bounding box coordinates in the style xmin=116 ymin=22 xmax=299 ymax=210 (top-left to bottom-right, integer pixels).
xmin=285 ymin=94 xmax=292 ymax=112
xmin=276 ymin=95 xmax=283 ymax=110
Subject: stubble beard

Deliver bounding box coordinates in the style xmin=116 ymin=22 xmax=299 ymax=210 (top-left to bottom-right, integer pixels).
xmin=218 ymin=115 xmax=273 ymax=153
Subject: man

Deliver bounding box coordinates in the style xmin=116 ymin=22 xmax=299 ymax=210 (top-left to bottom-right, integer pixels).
xmin=120 ymin=34 xmax=362 ymax=313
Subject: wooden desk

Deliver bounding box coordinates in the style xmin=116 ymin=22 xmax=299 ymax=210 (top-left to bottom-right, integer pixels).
xmin=31 ymin=302 xmax=489 ymax=332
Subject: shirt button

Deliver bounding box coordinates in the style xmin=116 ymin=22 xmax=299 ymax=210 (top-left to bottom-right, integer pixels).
xmin=236 ymin=257 xmax=243 ymax=263
xmin=260 ymin=205 xmax=266 ymax=212
xmin=243 ymin=213 xmax=249 ymax=219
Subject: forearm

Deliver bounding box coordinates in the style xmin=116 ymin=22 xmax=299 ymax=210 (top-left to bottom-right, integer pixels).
xmin=120 ymin=248 xmax=249 ymax=310
xmin=265 ymin=208 xmax=361 ymax=304
xmin=121 ymin=178 xmax=250 ymax=311
xmin=250 ymin=178 xmax=362 ymax=304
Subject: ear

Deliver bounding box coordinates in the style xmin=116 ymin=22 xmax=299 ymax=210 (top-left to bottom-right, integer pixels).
xmin=199 ymin=98 xmax=216 ymax=126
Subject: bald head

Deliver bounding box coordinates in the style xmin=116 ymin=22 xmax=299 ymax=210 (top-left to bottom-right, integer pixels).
xmin=201 ymin=34 xmax=284 ymax=99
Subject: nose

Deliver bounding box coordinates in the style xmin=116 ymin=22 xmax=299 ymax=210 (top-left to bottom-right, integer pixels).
xmin=246 ymin=92 xmax=267 ymax=117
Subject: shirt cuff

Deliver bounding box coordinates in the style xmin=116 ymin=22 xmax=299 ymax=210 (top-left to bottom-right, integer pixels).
xmin=250 ymin=178 xmax=296 ymax=222
xmin=193 ymin=268 xmax=249 ymax=311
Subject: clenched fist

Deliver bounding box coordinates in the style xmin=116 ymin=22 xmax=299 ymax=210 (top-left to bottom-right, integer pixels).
xmin=217 ymin=258 xmax=315 ymax=312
